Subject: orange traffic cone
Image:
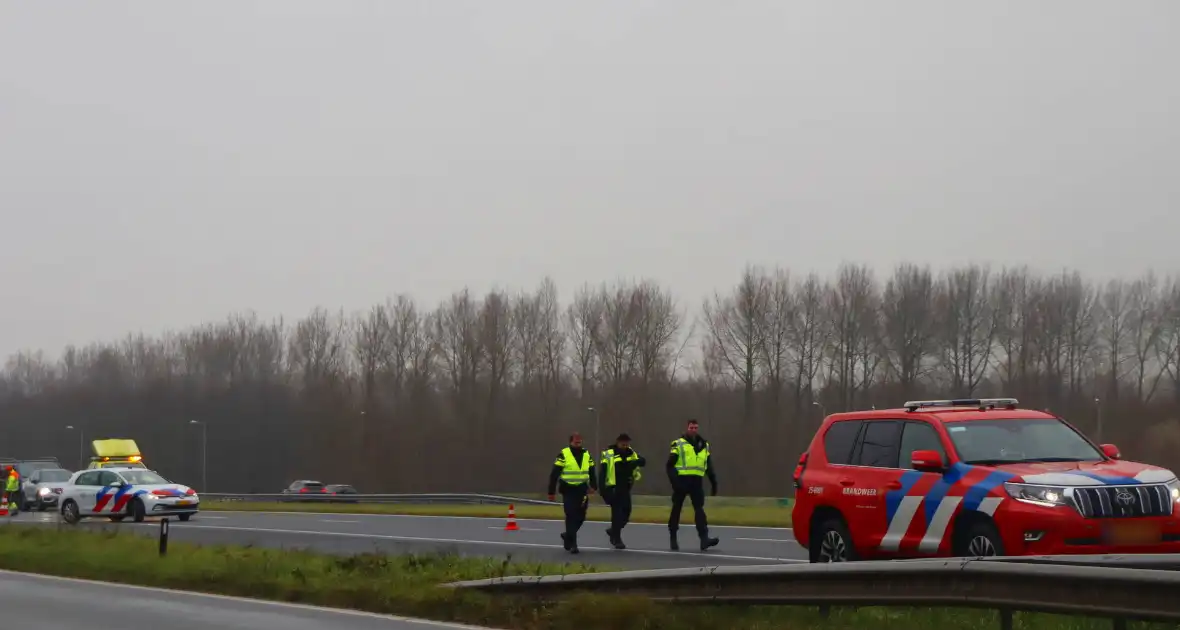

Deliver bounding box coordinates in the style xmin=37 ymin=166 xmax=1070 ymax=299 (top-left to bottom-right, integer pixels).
xmin=504 ymin=503 xmax=519 ymax=531
xmin=0 ymin=496 xmax=8 ymax=517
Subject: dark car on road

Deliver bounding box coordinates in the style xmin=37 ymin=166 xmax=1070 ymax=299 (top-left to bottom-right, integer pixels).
xmin=281 ymin=480 xmax=327 ymax=502
xmin=326 ymin=484 xmax=358 ymax=502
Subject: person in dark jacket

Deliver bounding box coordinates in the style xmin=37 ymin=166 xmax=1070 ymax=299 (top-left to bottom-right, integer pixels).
xmin=547 ymin=432 xmax=597 ymax=553
xmin=666 ymin=419 xmax=719 ymax=551
xmin=598 ymin=433 xmax=646 ymax=549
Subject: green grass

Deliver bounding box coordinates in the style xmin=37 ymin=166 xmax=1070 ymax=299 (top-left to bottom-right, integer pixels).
xmin=203 ymin=496 xmax=796 ymax=528
xmin=0 ymin=526 xmax=1168 ymax=629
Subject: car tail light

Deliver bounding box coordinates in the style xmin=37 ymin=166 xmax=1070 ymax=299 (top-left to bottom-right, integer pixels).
xmin=792 ymin=452 xmax=808 ymax=489
xmin=185 ymin=488 xmax=196 ymax=496
xmin=299 ymin=488 xmax=308 ymax=493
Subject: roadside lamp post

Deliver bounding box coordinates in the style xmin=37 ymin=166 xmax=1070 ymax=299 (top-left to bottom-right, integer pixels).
xmin=65 ymin=425 xmax=83 ymax=470
xmin=587 ymin=407 xmax=600 ymax=452
xmin=190 ymin=420 xmax=207 ymax=492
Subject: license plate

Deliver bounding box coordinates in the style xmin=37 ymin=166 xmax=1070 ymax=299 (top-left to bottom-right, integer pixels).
xmin=1103 ymin=521 xmax=1161 ymax=545
xmin=174 ymin=500 xmax=191 ymax=507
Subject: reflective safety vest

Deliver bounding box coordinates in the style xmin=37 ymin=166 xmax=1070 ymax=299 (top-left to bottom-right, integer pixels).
xmin=5 ymin=474 xmax=18 ymax=492
xmin=601 ymin=448 xmax=642 ymax=487
xmin=555 ymin=447 xmax=591 ymax=485
xmin=670 ymin=437 xmax=709 ymax=477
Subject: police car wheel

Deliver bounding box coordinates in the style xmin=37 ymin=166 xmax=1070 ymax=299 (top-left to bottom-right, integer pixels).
xmin=811 ymin=516 xmax=857 ymax=563
xmin=61 ymin=500 xmax=80 ymax=525
xmin=130 ymin=499 xmax=146 ymax=523
xmin=178 ymin=513 xmax=191 ymax=522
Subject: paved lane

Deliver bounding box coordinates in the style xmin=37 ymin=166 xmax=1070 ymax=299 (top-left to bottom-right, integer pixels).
xmin=7 ymin=509 xmax=808 ymax=569
xmin=0 ymin=569 xmax=489 ymax=630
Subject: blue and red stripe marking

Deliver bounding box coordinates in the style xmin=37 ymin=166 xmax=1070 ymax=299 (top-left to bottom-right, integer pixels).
xmin=94 ymin=485 xmax=148 ymax=512
xmin=885 ymin=463 xmax=1018 ymax=526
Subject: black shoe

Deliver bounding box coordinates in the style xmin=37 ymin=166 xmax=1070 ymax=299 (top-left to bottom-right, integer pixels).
xmin=560 ymin=533 xmax=571 ymax=550
xmin=606 ymin=527 xmax=616 ymax=543
xmin=613 ymin=537 xmax=626 ymax=550
xmin=670 ymin=532 xmax=679 ymax=551
xmin=569 ymin=535 xmax=579 ymax=554
xmin=700 ymin=537 xmax=719 ymax=551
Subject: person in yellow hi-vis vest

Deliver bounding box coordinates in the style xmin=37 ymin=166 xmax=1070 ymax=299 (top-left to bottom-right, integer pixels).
xmin=546 ymin=432 xmax=597 ymax=554
xmin=666 ymin=418 xmax=719 ymax=551
xmin=4 ymin=466 xmax=20 ymax=516
xmin=599 ymin=433 xmax=646 ymax=549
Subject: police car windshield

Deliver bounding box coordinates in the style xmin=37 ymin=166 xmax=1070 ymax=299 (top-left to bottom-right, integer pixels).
xmin=949 ymin=418 xmax=1103 ymax=464
xmin=118 ymin=471 xmax=169 ymax=485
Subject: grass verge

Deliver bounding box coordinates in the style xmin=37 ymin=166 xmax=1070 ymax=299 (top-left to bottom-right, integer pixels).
xmin=202 ymin=500 xmax=795 ymax=528
xmin=0 ymin=526 xmax=1164 ymax=629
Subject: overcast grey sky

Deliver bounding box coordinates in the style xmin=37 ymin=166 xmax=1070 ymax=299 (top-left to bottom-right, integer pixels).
xmin=1 ymin=1 xmax=1177 ymax=360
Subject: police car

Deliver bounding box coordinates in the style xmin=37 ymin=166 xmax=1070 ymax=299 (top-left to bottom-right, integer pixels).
xmin=792 ymin=398 xmax=1180 ymax=561
xmin=86 ymin=438 xmax=148 ymax=469
xmin=59 ymin=467 xmax=199 ymax=524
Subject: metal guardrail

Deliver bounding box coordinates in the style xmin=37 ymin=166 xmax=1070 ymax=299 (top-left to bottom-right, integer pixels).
xmin=445 ymin=556 xmax=1180 ymax=628
xmin=200 ymin=492 xmax=559 ymax=506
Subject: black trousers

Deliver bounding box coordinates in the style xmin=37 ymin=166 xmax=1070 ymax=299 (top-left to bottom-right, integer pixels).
xmin=561 ymin=485 xmax=589 ymax=538
xmin=607 ymin=488 xmax=633 ymax=534
xmin=669 ymin=476 xmax=708 ymax=538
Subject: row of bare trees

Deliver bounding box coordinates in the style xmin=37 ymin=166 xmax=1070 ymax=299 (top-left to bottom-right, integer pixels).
xmin=4 ymin=264 xmax=1180 ymax=496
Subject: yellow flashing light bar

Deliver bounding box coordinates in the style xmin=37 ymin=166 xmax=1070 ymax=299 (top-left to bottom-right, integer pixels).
xmin=91 ymin=439 xmax=142 ymax=459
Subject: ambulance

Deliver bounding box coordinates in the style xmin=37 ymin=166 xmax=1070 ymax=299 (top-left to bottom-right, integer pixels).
xmin=86 ymin=439 xmax=148 ymax=469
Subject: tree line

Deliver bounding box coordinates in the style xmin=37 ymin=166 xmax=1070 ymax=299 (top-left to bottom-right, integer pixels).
xmin=3 ymin=263 xmax=1180 ymax=496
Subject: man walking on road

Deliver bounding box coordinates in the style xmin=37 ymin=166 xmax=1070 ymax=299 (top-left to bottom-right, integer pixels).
xmin=599 ymin=433 xmax=646 ymax=549
xmin=667 ymin=419 xmax=719 ymax=551
xmin=547 ymin=432 xmax=597 ymax=554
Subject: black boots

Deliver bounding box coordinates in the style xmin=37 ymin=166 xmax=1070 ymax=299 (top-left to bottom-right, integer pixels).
xmin=669 ymin=531 xmax=719 ymax=551
xmin=606 ymin=527 xmax=626 ymax=549
xmin=560 ymin=532 xmax=579 ymax=554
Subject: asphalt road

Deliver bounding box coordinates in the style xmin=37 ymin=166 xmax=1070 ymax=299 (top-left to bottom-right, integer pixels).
xmin=0 ymin=569 xmax=491 ymax=630
xmin=6 ymin=508 xmax=808 ymax=569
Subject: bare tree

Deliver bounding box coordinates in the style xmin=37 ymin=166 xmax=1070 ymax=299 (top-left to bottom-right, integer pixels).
xmin=935 ymin=265 xmax=995 ymax=395
xmin=702 ymin=266 xmax=768 ymax=420
xmin=826 ymin=263 xmax=879 ymax=410
xmin=759 ymin=268 xmax=795 ymax=414
xmin=353 ymin=304 xmax=391 ymax=412
xmin=1096 ymin=278 xmax=1132 ymax=401
xmin=786 ymin=272 xmax=828 ymax=410
xmin=879 ymin=263 xmax=937 ymax=397
xmin=565 ymin=284 xmax=603 ymax=399
xmin=1126 ymin=272 xmax=1166 ymax=402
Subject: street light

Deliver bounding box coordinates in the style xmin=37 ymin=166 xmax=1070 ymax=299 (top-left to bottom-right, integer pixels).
xmin=586 ymin=406 xmax=600 ymax=451
xmin=812 ymin=401 xmax=827 ymax=419
xmin=190 ymin=420 xmax=207 ymax=492
xmin=65 ymin=425 xmax=84 ymax=470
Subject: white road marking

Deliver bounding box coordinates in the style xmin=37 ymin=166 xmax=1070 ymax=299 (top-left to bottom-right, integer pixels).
xmin=0 ymin=569 xmax=494 ymax=628
xmin=322 ymin=519 xmax=360 ymax=524
xmin=734 ymin=537 xmax=799 ymax=545
xmin=486 ymin=526 xmax=545 ymax=532
xmin=115 ymin=521 xmax=805 ymax=562
xmin=205 ymin=509 xmax=795 ymax=532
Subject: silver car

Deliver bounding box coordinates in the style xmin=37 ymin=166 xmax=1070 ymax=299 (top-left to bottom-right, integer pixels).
xmin=22 ymin=468 xmax=72 ymax=511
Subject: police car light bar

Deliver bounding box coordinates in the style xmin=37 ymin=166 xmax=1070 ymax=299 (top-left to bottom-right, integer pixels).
xmin=903 ymin=398 xmax=1019 ymax=412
